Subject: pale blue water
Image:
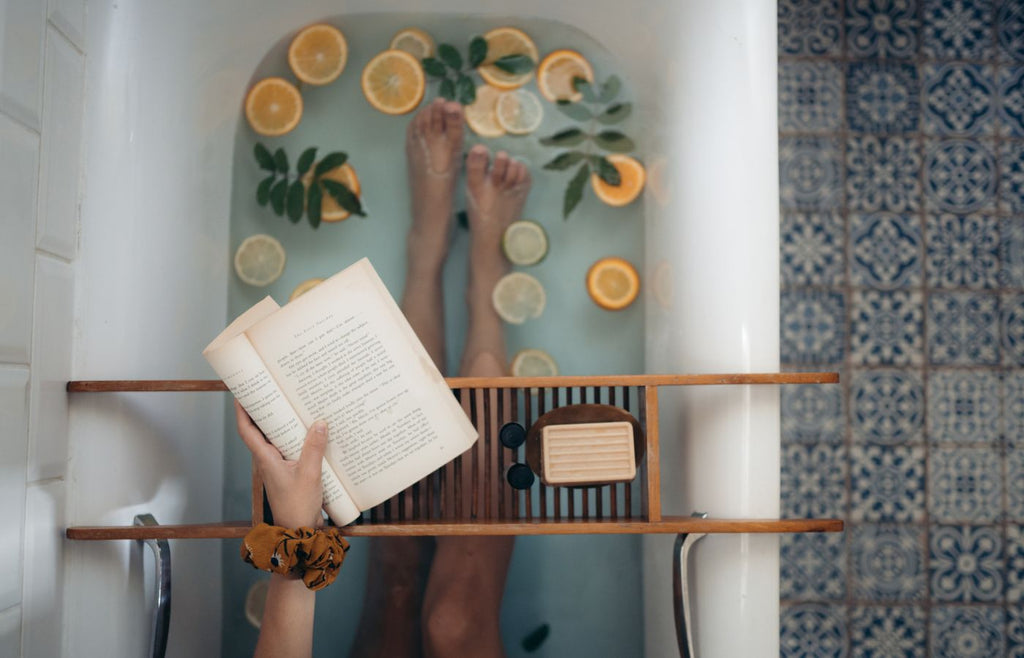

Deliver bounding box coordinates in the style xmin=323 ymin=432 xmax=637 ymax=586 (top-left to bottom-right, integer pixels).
xmin=223 ymin=14 xmax=645 ymax=657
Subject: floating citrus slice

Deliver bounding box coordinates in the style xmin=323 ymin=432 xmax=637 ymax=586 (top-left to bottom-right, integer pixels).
xmin=476 ymin=27 xmax=538 ymax=90
xmin=303 ymin=162 xmax=362 ymax=222
xmin=244 ymin=77 xmax=303 ymax=136
xmin=464 ymin=84 xmax=505 ymax=137
xmin=361 ymin=49 xmax=425 ymax=115
xmin=234 ymin=234 xmax=286 ymax=287
xmin=502 ymin=220 xmax=548 ymax=266
xmin=536 ymin=49 xmax=595 ymax=103
xmin=496 ymin=89 xmax=543 ymax=135
xmin=586 ymin=257 xmax=640 ymax=311
xmin=591 ymin=154 xmax=646 ymax=207
xmin=288 ymin=24 xmax=348 ymax=85
xmin=511 ymin=348 xmax=559 ymax=377
xmin=289 ymin=278 xmax=324 ymax=301
xmin=389 ymin=27 xmax=435 ymax=60
xmin=492 ymin=271 xmax=546 ymax=324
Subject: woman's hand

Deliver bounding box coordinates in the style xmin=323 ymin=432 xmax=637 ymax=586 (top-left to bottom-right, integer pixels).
xmin=235 ymin=401 xmax=327 ymax=529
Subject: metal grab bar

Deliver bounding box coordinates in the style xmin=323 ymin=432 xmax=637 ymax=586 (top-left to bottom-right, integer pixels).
xmin=672 ymin=512 xmax=708 ymax=658
xmin=134 ymin=514 xmax=171 ymax=658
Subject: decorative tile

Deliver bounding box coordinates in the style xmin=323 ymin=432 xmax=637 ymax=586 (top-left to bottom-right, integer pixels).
xmin=1008 ymin=524 xmax=1024 ymax=603
xmin=846 ymin=0 xmax=919 ymax=59
xmin=782 ymin=382 xmax=845 ymax=444
xmin=930 ymin=525 xmax=1003 ymax=602
xmin=997 ymin=0 xmax=1024 ymax=61
xmin=926 ymin=214 xmax=1000 ymax=289
xmin=1010 ymin=604 xmax=1024 ymax=658
xmin=930 ymin=606 xmax=1005 ymax=657
xmin=999 ymin=141 xmax=1024 ymax=214
xmin=781 ymin=533 xmax=846 ymax=600
xmin=782 ymin=212 xmax=846 ymax=287
xmin=850 ymin=290 xmax=924 ymax=366
xmin=1008 ymin=447 xmax=1024 ymax=519
xmin=846 ymin=61 xmax=919 ymax=134
xmin=780 ymin=61 xmax=844 ymax=132
xmin=850 ymin=368 xmax=924 ymax=445
xmin=999 ymin=66 xmax=1024 ymax=136
xmin=927 ymin=292 xmax=1000 ymax=365
xmin=929 ymin=446 xmax=1002 ymax=522
xmin=850 ymin=444 xmax=925 ymax=522
xmin=922 ymin=0 xmax=995 ymax=60
xmin=781 ymin=289 xmax=847 ymax=364
xmin=927 ymin=370 xmax=1002 ymax=444
xmin=1002 ymin=294 xmax=1024 ymax=365
xmin=1000 ymin=219 xmax=1024 ymax=287
xmin=923 ymin=138 xmax=997 ymax=213
xmin=850 ymin=524 xmax=926 ymax=600
xmin=846 ymin=136 xmax=921 ymax=213
xmin=849 ymin=213 xmax=921 ymax=288
xmin=850 ymin=606 xmax=925 ymax=657
xmin=782 ymin=137 xmax=843 ymax=210
xmin=1006 ymin=371 xmax=1024 ymax=445
xmin=782 ymin=443 xmax=847 ymax=518
xmin=781 ymin=603 xmax=847 ymax=658
xmin=922 ymin=64 xmax=995 ymax=136
xmin=779 ymin=0 xmax=843 ymax=56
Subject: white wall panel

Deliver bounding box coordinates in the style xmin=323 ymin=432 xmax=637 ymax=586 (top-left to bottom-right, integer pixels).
xmin=0 ymin=0 xmax=46 ymax=129
xmin=0 ymin=367 xmax=29 ymax=612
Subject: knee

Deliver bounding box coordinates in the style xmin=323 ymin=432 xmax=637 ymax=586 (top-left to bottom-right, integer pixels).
xmin=422 ymin=595 xmax=482 ymax=656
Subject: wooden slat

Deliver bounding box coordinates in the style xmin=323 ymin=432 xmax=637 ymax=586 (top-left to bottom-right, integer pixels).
xmin=644 ymin=386 xmax=661 ymax=522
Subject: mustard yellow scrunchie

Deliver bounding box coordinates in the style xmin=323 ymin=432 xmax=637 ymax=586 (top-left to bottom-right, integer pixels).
xmin=240 ymin=523 xmax=350 ymax=591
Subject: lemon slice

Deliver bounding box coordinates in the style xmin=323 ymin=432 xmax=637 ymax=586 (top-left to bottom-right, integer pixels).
xmin=492 ymin=272 xmax=546 ymax=324
xmin=586 ymin=257 xmax=640 ymax=310
xmin=464 ymin=84 xmax=505 ymax=137
xmin=244 ymin=579 xmax=269 ymax=628
xmin=361 ymin=49 xmax=425 ymax=115
xmin=288 ymin=24 xmax=348 ymax=85
xmin=511 ymin=348 xmax=558 ymax=377
xmin=234 ymin=234 xmax=286 ymax=287
xmin=289 ymin=277 xmax=323 ymax=301
xmin=244 ymin=77 xmax=303 ymax=137
xmin=496 ymin=89 xmax=543 ymax=135
xmin=502 ymin=220 xmax=548 ymax=266
xmin=389 ymin=27 xmax=435 ymax=60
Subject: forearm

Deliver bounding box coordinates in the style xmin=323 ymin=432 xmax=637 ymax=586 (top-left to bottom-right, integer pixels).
xmin=254 ymin=574 xmax=316 ymax=658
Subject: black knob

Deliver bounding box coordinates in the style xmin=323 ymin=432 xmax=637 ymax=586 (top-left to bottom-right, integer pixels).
xmin=499 ymin=422 xmax=526 ymax=449
xmin=506 ymin=463 xmax=535 ymax=490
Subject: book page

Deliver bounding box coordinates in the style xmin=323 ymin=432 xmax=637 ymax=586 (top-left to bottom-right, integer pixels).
xmin=246 ymin=258 xmax=478 ymax=511
xmin=203 ymin=304 xmax=361 ymax=525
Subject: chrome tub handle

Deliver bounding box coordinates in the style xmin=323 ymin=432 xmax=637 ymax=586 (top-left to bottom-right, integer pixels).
xmin=134 ymin=514 xmax=171 ymax=658
xmin=673 ymin=512 xmax=708 ymax=658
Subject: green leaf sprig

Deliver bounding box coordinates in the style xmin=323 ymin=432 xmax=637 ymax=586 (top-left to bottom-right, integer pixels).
xmin=254 ymin=143 xmax=365 ymax=228
xmin=537 ymin=75 xmax=637 ymax=219
xmin=421 ymin=36 xmax=536 ymax=106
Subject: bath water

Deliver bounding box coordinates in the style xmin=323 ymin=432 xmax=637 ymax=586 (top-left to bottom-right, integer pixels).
xmin=225 ymin=14 xmax=645 ymax=657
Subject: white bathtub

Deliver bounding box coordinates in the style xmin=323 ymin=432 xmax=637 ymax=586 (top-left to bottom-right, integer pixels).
xmin=67 ymin=1 xmax=778 ymax=656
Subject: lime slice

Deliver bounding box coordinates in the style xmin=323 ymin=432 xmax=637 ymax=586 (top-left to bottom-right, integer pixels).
xmin=511 ymin=348 xmax=558 ymax=377
xmin=502 ymin=220 xmax=548 ymax=266
xmin=234 ymin=234 xmax=286 ymax=286
xmin=244 ymin=579 xmax=269 ymax=628
xmin=492 ymin=271 xmax=546 ymax=324
xmin=495 ymin=89 xmax=543 ymax=135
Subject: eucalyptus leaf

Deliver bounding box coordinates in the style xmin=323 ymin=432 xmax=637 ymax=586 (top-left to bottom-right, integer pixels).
xmin=468 ymin=36 xmax=487 ymax=68
xmin=456 ymin=74 xmax=476 ymax=105
xmin=269 ymin=179 xmax=288 ymax=216
xmin=572 ymin=77 xmax=597 ymax=103
xmin=543 ymin=151 xmax=586 ymax=170
xmin=307 ymin=182 xmax=322 ymax=228
xmin=592 ymin=155 xmax=622 ymax=186
xmin=286 ymin=179 xmax=304 ymax=223
xmin=273 ymin=148 xmax=288 ymax=174
xmin=438 ymin=43 xmax=462 ymax=70
xmin=563 ymin=162 xmax=590 ymax=219
xmin=555 ymin=100 xmax=592 ymax=121
xmin=422 ymin=57 xmax=448 ymax=78
xmin=539 ymin=127 xmax=586 ymax=147
xmin=439 ymin=78 xmax=456 ymax=101
xmin=321 ymin=179 xmax=366 ymax=217
xmin=314 ymin=152 xmax=348 ymax=177
xmin=594 ymin=130 xmax=636 ymax=153
xmin=254 ymin=143 xmax=276 ymax=171
xmin=598 ymin=75 xmax=622 ymax=103
xmin=596 ymin=102 xmax=632 ymax=125
xmin=493 ymin=54 xmax=535 ymax=75
xmin=256 ymin=175 xmax=275 ymax=206
xmin=296 ymin=147 xmax=317 ymax=175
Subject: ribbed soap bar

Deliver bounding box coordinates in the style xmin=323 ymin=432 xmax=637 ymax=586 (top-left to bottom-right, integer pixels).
xmin=540 ymin=421 xmax=636 ymax=486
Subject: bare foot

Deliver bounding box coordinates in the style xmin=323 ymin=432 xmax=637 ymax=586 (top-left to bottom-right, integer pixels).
xmin=405 ymin=98 xmax=464 ymax=273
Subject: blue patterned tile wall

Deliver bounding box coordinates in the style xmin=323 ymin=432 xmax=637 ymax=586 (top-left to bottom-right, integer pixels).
xmin=778 ymin=0 xmax=1024 ymax=654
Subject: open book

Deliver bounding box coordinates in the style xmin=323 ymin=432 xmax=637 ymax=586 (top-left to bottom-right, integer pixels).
xmin=203 ymin=258 xmax=477 ymax=525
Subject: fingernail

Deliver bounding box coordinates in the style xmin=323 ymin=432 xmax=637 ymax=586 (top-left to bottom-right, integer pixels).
xmin=313 ymin=420 xmax=327 ymax=435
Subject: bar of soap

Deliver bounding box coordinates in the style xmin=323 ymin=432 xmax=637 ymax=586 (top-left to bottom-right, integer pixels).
xmin=540 ymin=421 xmax=636 ymax=486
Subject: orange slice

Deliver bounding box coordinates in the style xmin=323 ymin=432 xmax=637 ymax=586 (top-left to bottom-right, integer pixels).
xmin=536 ymin=49 xmax=594 ymax=103
xmin=591 ymin=155 xmax=646 ymax=207
xmin=476 ymin=27 xmax=538 ymax=90
xmin=586 ymin=257 xmax=640 ymax=311
xmin=289 ymin=278 xmax=324 ymax=301
xmin=244 ymin=77 xmax=303 ymax=136
xmin=389 ymin=27 xmax=435 ymax=60
xmin=464 ymin=84 xmax=506 ymax=137
xmin=361 ymin=49 xmax=425 ymax=115
xmin=304 ymin=162 xmax=361 ymax=222
xmin=288 ymin=24 xmax=348 ymax=85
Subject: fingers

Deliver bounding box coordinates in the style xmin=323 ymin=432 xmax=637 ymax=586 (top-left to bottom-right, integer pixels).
xmin=234 ymin=400 xmax=281 ymax=464
xmin=298 ymin=420 xmax=329 ymax=477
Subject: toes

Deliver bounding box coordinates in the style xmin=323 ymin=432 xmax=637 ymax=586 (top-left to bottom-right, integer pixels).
xmin=509 ymin=159 xmax=531 ymax=188
xmin=490 ymin=150 xmax=510 ymax=184
xmin=466 ymin=144 xmax=490 ymax=186
xmin=429 ymin=98 xmax=445 ymax=134
xmin=443 ymin=101 xmax=463 ymax=138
